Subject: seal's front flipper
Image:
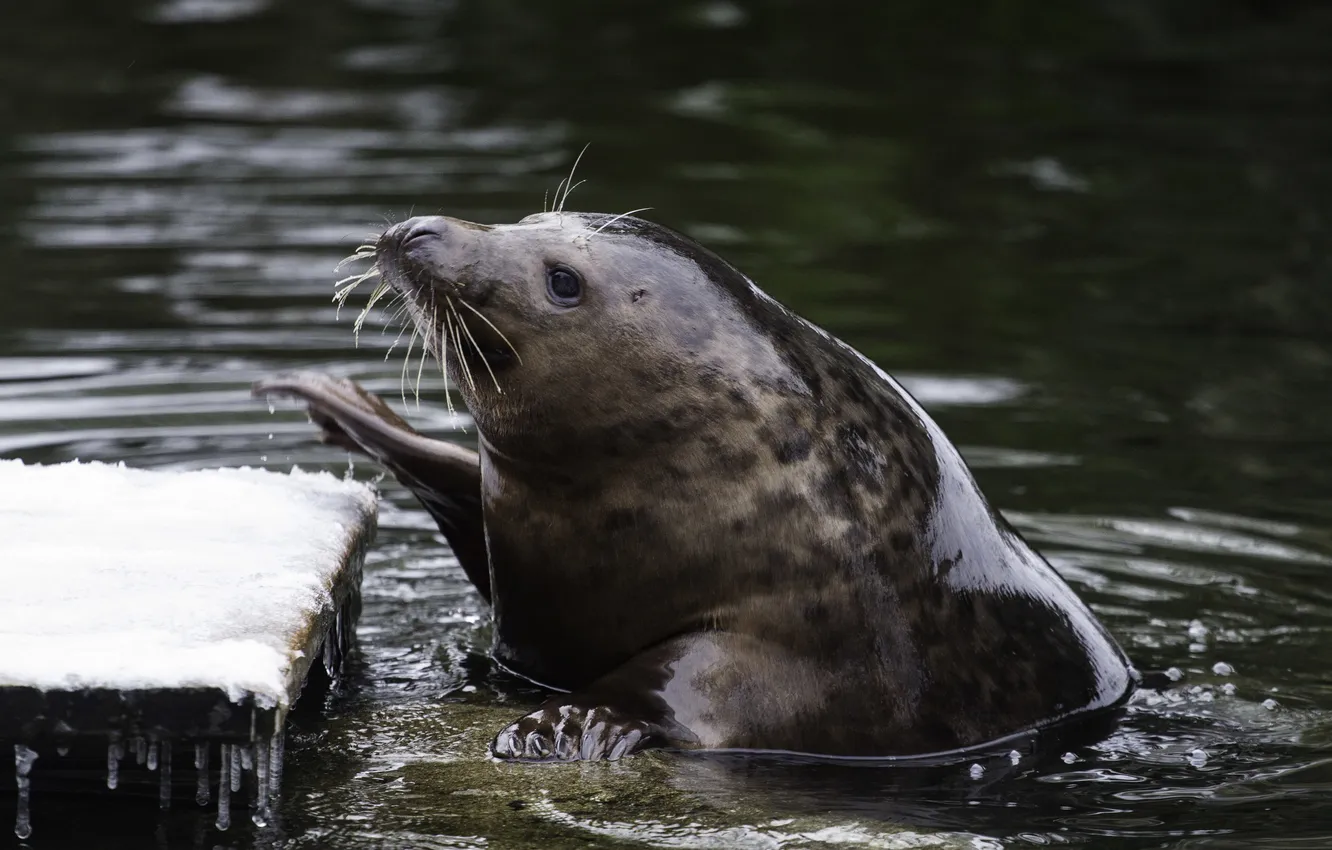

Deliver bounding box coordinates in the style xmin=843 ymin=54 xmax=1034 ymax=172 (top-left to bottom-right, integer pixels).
xmin=489 ymin=632 xmax=772 ymax=762
xmin=253 ymin=371 xmax=490 ymax=601
xmin=253 ymin=372 xmax=448 ymax=464
xmin=488 ymin=631 xmax=846 ymax=761
xmin=491 ymin=704 xmax=661 ymax=761
xmin=487 ymin=634 xmax=713 ymax=761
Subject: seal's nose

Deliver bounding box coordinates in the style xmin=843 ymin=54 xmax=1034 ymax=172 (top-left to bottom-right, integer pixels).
xmin=382 ymin=216 xmax=450 ymax=252
xmin=403 ymin=218 xmax=448 ymax=248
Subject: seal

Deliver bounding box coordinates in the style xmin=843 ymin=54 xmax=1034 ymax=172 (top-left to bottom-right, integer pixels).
xmin=255 ymin=210 xmax=1138 ymax=762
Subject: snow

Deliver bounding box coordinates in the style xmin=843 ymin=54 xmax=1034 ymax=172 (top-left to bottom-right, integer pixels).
xmin=0 ymin=459 xmax=377 ymax=708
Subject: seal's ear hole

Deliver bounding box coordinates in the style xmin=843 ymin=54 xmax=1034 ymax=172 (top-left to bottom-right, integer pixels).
xmin=632 ymin=288 xmax=647 ymax=303
xmin=546 ymin=264 xmax=583 ymax=308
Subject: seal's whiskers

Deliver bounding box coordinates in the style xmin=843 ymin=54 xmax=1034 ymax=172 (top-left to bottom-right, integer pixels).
xmin=389 ymin=301 xmax=409 ymax=325
xmin=399 ymin=322 xmax=419 ymax=408
xmin=450 ymin=302 xmax=503 ymax=394
xmin=334 ymin=277 xmax=368 ymax=309
xmin=334 ymin=249 xmax=375 ymax=273
xmin=380 ymin=293 xmax=411 ymax=332
xmin=559 ymin=179 xmax=586 ymax=211
xmin=455 ymin=299 xmax=522 ymax=364
xmin=555 ymin=143 xmax=591 ymax=217
xmin=333 ymin=238 xmax=380 ymax=310
xmin=331 ymin=224 xmax=503 ymax=410
xmin=430 ymin=300 xmax=456 ymax=418
xmin=443 ymin=305 xmax=478 ymax=394
xmin=353 ymin=280 xmax=393 ymax=343
xmin=592 ymin=208 xmax=653 ymax=237
xmin=413 ymin=327 xmax=430 ymax=410
xmin=383 ymin=317 xmax=411 ymax=362
xmin=334 ymin=266 xmax=379 ymax=319
xmin=381 ymin=292 xmax=416 ymax=361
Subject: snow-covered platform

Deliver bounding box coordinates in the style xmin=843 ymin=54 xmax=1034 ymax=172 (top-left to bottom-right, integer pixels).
xmin=0 ymin=460 xmax=378 ymax=835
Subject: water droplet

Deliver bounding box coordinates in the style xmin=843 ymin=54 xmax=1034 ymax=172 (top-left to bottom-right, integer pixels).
xmin=267 ymin=401 xmax=276 ymax=415
xmin=1221 ymin=683 xmax=1237 ymax=696
xmin=462 ymin=685 xmax=477 ymax=694
xmin=1165 ymin=667 xmax=1184 ymax=682
xmin=1008 ymin=750 xmax=1021 ymax=765
xmin=1212 ymin=661 xmax=1234 ymax=676
xmin=267 ymin=432 xmax=273 ymax=440
xmin=56 ymin=746 xmax=69 ymax=757
xmin=1061 ymin=752 xmax=1078 ymax=764
xmin=1187 ymin=619 xmax=1209 ymax=641
xmin=1262 ymin=698 xmax=1279 ymax=710
xmin=260 ymin=455 xmax=269 ymax=462
xmin=1188 ymin=748 xmax=1208 ymax=768
xmin=969 ymin=763 xmax=985 ymax=780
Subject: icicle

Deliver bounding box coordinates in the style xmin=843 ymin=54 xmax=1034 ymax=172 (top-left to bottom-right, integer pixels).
xmin=195 ymin=743 xmax=210 ymax=806
xmin=158 ymin=740 xmax=172 ymax=810
xmin=240 ymin=745 xmax=253 ymax=771
xmin=252 ymin=738 xmax=271 ymax=828
xmin=322 ymin=636 xmax=336 ymax=677
xmin=147 ymin=740 xmax=159 ymax=771
xmin=230 ymin=745 xmax=242 ymax=792
xmin=134 ymin=736 xmax=147 ymax=765
xmin=268 ymin=729 xmax=285 ymax=799
xmin=14 ymin=745 xmax=38 ymax=840
xmin=107 ymin=737 xmax=123 ymax=791
xmin=216 ymin=744 xmax=231 ymax=831
xmin=322 ymin=607 xmax=346 ymax=679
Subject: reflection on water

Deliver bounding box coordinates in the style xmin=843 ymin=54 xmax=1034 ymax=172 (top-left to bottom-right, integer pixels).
xmin=2 ymin=0 xmax=1332 ymax=847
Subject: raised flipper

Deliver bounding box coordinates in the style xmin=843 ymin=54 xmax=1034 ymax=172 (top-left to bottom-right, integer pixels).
xmin=253 ymin=372 xmax=490 ymax=602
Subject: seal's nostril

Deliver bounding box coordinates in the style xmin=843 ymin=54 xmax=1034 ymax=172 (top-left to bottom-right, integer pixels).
xmin=398 ymin=218 xmax=447 ymax=250
xmin=394 ymin=215 xmax=452 ymax=250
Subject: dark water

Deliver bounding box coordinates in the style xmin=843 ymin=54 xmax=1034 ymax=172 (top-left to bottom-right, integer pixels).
xmin=3 ymin=0 xmax=1332 ymax=847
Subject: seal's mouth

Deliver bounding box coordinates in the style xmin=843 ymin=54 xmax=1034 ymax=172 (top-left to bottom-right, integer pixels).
xmin=333 ymin=215 xmax=520 ymax=404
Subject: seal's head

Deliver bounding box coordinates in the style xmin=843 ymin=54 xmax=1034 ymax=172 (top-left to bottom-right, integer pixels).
xmin=374 ymin=212 xmax=803 ymax=458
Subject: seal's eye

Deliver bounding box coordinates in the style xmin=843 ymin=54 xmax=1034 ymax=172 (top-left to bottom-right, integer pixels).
xmin=546 ymin=265 xmax=583 ymax=307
